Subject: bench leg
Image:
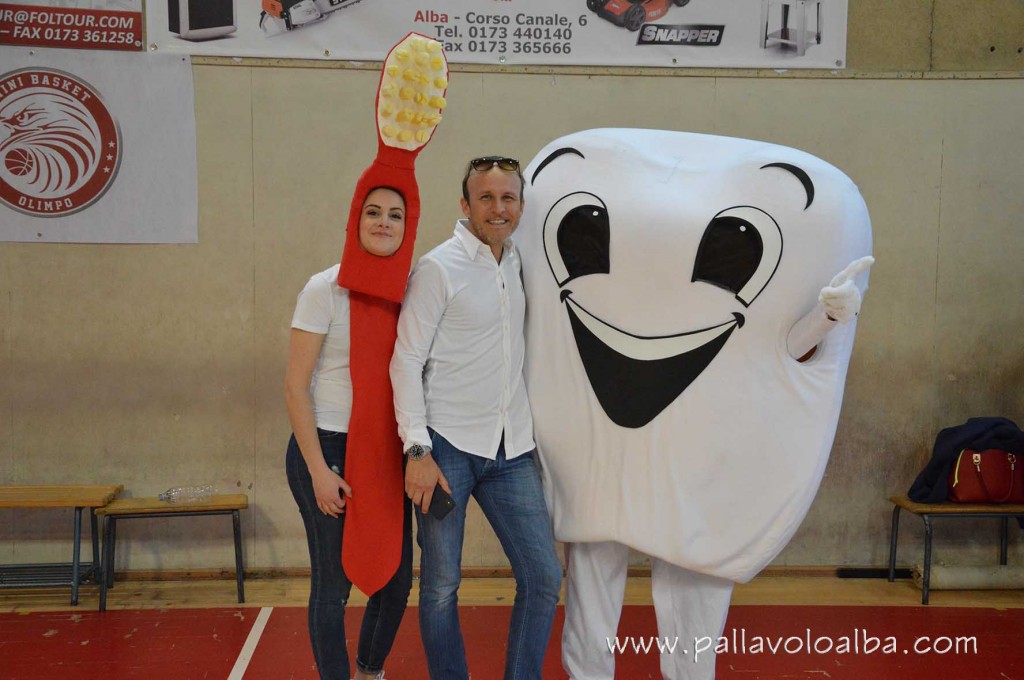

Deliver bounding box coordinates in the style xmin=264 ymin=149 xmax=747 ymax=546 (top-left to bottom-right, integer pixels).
xmin=71 ymin=507 xmax=83 ymax=606
xmin=100 ymin=515 xmax=111 ymax=612
xmin=1000 ymin=517 xmax=1009 ymax=565
xmin=888 ymin=505 xmax=901 ymax=581
xmin=233 ymin=510 xmax=245 ymax=604
xmin=90 ymin=509 xmax=100 ymax=583
xmin=107 ymin=519 xmax=117 ymax=588
xmin=922 ymin=515 xmax=933 ymax=605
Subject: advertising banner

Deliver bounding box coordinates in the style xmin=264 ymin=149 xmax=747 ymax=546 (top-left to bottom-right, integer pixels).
xmin=147 ymin=0 xmax=848 ymax=69
xmin=0 ymin=1 xmax=142 ymax=51
xmin=0 ymin=47 xmax=198 ymax=243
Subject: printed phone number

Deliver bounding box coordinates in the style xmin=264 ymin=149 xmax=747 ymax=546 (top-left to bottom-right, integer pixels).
xmin=465 ymin=40 xmax=572 ymax=54
xmin=464 ymin=26 xmax=573 ymax=41
xmin=8 ymin=26 xmax=136 ymax=44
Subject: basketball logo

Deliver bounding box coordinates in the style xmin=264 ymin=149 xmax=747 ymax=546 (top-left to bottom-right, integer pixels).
xmin=4 ymin=147 xmax=35 ymax=177
xmin=0 ymin=68 xmax=122 ymax=217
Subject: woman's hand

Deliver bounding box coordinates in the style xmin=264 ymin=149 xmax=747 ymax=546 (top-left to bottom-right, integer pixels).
xmin=312 ymin=466 xmax=352 ymax=518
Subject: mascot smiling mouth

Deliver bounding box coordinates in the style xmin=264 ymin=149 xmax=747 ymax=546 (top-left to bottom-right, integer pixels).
xmin=561 ymin=290 xmax=744 ymax=428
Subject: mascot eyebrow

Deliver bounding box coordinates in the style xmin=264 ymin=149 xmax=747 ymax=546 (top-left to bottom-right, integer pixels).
xmin=531 ymin=147 xmax=585 ymax=184
xmin=760 ymin=162 xmax=815 ymax=210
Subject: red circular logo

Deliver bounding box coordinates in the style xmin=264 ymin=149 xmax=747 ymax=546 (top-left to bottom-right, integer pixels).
xmin=0 ymin=68 xmax=121 ymax=218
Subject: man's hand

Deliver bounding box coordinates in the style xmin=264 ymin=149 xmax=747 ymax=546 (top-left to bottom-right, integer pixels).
xmin=818 ymin=256 xmax=874 ymax=323
xmin=405 ymin=454 xmax=452 ymax=514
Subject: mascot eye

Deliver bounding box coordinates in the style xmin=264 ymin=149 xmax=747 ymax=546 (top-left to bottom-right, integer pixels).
xmin=692 ymin=206 xmax=782 ymax=307
xmin=543 ymin=192 xmax=610 ymax=287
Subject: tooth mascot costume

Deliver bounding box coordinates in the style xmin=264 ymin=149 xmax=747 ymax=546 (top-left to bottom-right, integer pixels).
xmin=517 ymin=129 xmax=873 ymax=679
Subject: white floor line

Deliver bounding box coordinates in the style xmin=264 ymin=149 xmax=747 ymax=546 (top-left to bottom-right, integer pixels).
xmin=228 ymin=606 xmax=273 ymax=679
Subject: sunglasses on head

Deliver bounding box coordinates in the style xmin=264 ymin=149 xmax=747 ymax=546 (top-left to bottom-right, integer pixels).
xmin=468 ymin=156 xmax=520 ymax=172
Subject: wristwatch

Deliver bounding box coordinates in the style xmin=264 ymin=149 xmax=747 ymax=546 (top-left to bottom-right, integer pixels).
xmin=405 ymin=444 xmax=430 ymax=461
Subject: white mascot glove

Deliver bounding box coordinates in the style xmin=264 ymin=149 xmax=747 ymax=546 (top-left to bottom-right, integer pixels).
xmin=787 ymin=256 xmax=874 ymax=359
xmin=818 ymin=256 xmax=875 ymax=323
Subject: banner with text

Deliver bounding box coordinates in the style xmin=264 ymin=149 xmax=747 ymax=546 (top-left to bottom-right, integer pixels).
xmin=0 ymin=47 xmax=198 ymax=243
xmin=147 ymin=0 xmax=847 ymax=69
xmin=0 ymin=1 xmax=142 ymax=51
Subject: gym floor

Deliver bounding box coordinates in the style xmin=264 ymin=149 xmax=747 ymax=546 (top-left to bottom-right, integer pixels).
xmin=1 ymin=574 xmax=1021 ymax=678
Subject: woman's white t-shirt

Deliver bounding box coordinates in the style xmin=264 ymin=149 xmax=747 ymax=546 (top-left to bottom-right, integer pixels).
xmin=290 ymin=264 xmax=352 ymax=432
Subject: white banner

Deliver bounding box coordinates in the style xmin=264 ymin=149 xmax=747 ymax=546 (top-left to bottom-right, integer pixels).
xmin=148 ymin=0 xmax=848 ymax=69
xmin=0 ymin=47 xmax=197 ymax=243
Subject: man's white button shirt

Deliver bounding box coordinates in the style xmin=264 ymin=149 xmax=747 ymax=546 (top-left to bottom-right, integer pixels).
xmin=391 ymin=220 xmax=535 ymax=460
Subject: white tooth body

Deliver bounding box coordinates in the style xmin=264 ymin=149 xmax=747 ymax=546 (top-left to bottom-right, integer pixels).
xmin=565 ymin=296 xmax=737 ymax=361
xmin=518 ymin=128 xmax=872 ymax=583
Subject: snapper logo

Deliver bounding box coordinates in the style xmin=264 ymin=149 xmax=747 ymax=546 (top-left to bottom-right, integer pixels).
xmin=0 ymin=68 xmax=121 ymax=218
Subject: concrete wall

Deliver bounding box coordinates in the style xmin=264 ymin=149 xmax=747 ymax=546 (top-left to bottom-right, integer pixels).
xmin=2 ymin=1 xmax=1023 ymax=573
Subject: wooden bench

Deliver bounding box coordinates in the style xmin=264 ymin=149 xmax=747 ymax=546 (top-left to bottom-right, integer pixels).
xmin=0 ymin=485 xmax=123 ymax=606
xmin=95 ymin=494 xmax=248 ymax=612
xmin=887 ymin=495 xmax=1024 ymax=604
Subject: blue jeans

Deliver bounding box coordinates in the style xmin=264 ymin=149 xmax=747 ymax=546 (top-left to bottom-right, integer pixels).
xmin=417 ymin=431 xmax=562 ymax=680
xmin=286 ymin=430 xmax=413 ymax=679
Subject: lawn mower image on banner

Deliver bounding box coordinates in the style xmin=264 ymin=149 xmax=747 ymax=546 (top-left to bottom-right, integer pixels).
xmin=587 ymin=0 xmax=692 ymax=32
xmin=259 ymin=0 xmax=363 ymax=34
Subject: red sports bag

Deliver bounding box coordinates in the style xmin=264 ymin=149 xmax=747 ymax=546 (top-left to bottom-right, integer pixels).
xmin=948 ymin=449 xmax=1024 ymax=503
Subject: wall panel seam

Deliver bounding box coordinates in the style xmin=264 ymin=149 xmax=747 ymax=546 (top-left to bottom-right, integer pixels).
xmin=188 ymin=57 xmax=1024 ymax=80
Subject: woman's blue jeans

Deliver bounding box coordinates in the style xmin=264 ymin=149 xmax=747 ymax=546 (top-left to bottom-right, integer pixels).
xmin=286 ymin=430 xmax=413 ymax=679
xmin=417 ymin=431 xmax=563 ymax=680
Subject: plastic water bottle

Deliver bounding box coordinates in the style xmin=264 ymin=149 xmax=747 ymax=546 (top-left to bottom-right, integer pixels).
xmin=158 ymin=485 xmax=214 ymax=504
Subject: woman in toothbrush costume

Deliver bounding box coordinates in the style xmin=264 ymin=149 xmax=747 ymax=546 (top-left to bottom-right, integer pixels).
xmin=284 ymin=33 xmax=449 ymax=680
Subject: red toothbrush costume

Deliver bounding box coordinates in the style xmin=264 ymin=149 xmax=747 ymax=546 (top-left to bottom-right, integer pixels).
xmin=337 ymin=33 xmax=448 ymax=595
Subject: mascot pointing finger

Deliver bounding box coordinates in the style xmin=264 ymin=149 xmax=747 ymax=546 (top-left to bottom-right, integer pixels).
xmin=517 ymin=129 xmax=873 ymax=679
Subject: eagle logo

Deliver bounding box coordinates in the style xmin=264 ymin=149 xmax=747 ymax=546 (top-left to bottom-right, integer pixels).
xmin=0 ymin=68 xmax=121 ymax=217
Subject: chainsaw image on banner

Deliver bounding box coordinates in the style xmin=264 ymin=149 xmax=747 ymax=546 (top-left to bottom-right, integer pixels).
xmin=259 ymin=0 xmax=364 ymax=34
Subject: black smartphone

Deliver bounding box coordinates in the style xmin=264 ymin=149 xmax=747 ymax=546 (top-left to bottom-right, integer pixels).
xmin=427 ymin=485 xmax=455 ymax=520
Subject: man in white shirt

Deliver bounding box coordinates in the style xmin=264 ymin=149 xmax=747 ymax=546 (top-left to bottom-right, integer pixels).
xmin=391 ymin=156 xmax=562 ymax=679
